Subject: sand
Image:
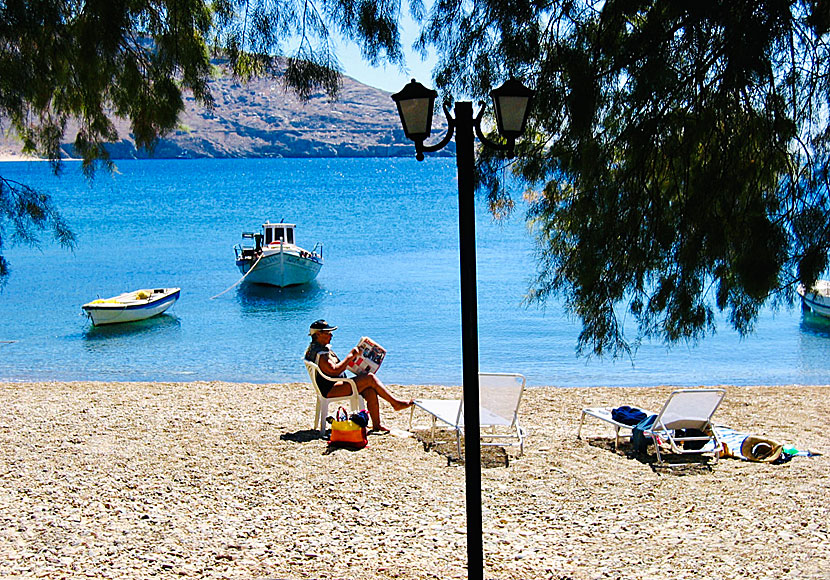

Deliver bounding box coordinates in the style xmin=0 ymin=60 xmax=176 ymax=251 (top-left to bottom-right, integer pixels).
xmin=0 ymin=381 xmax=827 ymax=579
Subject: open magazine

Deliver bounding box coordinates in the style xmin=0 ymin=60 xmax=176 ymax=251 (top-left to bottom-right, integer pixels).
xmin=347 ymin=337 xmax=386 ymax=375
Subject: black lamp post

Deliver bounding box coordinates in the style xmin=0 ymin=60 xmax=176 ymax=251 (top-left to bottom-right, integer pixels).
xmin=392 ymin=78 xmax=534 ymax=580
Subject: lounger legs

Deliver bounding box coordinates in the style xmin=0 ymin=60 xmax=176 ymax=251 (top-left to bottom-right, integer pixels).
xmin=578 ymin=410 xmax=622 ymax=449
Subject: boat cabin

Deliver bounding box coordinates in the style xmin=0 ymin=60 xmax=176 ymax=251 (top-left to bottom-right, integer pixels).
xmin=263 ymin=222 xmax=295 ymax=246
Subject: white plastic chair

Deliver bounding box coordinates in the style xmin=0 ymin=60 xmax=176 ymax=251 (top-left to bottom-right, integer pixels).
xmin=409 ymin=372 xmax=526 ymax=458
xmin=304 ymin=360 xmax=364 ymax=433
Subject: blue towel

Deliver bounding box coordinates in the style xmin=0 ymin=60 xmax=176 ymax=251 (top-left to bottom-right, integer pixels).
xmin=631 ymin=414 xmax=657 ymax=454
xmin=611 ymin=405 xmax=648 ymax=426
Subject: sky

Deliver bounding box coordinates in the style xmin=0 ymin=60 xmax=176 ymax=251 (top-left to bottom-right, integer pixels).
xmin=333 ymin=17 xmax=437 ymax=93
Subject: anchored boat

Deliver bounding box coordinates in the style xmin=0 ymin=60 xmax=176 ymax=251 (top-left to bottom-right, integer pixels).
xmin=234 ymin=222 xmax=323 ymax=287
xmin=82 ymin=288 xmax=180 ymax=326
xmin=797 ymin=280 xmax=830 ymax=318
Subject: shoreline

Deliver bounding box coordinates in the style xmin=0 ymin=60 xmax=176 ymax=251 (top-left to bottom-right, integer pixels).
xmin=5 ymin=378 xmax=830 ymax=390
xmin=1 ymin=381 xmax=827 ymax=579
xmin=0 ymin=153 xmax=39 ymax=162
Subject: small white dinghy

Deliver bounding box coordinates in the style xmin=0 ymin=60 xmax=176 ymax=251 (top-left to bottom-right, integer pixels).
xmin=82 ymin=288 xmax=180 ymax=326
xmin=797 ymin=280 xmax=830 ymax=318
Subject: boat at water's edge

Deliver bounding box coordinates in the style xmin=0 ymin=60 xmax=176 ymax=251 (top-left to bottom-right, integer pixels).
xmin=797 ymin=280 xmax=830 ymax=318
xmin=234 ymin=222 xmax=323 ymax=287
xmin=82 ymin=288 xmax=181 ymax=326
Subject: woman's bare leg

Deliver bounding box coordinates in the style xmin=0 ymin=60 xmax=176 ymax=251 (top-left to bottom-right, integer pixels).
xmin=355 ymin=374 xmax=413 ymax=411
xmin=326 ymin=375 xmax=412 ymax=430
xmin=360 ymin=388 xmax=382 ymax=429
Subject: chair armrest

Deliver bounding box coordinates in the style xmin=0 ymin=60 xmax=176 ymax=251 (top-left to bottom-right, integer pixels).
xmin=309 ymin=361 xmax=360 ymax=398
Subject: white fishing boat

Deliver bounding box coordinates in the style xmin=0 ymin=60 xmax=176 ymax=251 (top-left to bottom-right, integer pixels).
xmin=234 ymin=222 xmax=323 ymax=287
xmin=797 ymin=280 xmax=830 ymax=318
xmin=82 ymin=288 xmax=180 ymax=326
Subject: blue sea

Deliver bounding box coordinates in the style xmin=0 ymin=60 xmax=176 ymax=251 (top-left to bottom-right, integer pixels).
xmin=2 ymin=158 xmax=829 ymax=387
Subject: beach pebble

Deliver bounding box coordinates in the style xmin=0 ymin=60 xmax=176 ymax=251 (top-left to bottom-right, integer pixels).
xmin=0 ymin=381 xmax=827 ymax=579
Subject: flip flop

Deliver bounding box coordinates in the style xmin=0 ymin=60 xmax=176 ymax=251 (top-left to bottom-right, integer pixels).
xmin=369 ymin=427 xmax=391 ymax=435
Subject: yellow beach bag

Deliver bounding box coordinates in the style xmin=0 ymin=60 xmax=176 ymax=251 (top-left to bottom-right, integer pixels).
xmin=328 ymin=407 xmax=367 ymax=449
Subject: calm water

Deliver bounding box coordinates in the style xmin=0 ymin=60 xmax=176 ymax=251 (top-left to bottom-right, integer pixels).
xmin=1 ymin=158 xmax=829 ymax=387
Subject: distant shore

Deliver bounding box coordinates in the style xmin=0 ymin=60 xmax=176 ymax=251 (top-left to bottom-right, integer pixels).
xmin=0 ymin=380 xmax=827 ymax=579
xmin=0 ymin=153 xmax=32 ymax=162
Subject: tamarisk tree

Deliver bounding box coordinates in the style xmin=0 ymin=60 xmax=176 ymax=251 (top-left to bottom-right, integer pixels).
xmin=0 ymin=0 xmax=412 ymax=284
xmin=4 ymin=0 xmax=830 ymax=360
xmin=420 ymin=0 xmax=830 ymax=355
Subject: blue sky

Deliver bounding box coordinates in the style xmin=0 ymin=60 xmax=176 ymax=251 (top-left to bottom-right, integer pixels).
xmin=334 ymin=17 xmax=437 ymax=93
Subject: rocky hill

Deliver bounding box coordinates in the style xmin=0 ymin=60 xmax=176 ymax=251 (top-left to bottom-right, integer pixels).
xmin=0 ymin=65 xmax=453 ymax=160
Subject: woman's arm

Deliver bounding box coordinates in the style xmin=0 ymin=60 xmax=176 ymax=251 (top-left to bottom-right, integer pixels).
xmin=319 ymin=347 xmax=359 ymax=377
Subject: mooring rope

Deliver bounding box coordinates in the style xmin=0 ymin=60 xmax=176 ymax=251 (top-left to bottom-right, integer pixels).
xmin=210 ymin=253 xmax=263 ymax=299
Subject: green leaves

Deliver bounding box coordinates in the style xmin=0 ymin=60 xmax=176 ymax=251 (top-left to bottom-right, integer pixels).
xmin=0 ymin=0 xmax=409 ymax=285
xmin=0 ymin=175 xmax=75 ymax=287
xmin=428 ymin=0 xmax=830 ymax=355
xmin=2 ymin=0 xmax=829 ymax=363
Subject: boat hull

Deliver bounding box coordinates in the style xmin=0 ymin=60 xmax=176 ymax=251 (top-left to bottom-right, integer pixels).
xmin=798 ymin=281 xmax=830 ymax=318
xmin=82 ymin=288 xmax=180 ymax=326
xmin=236 ymin=248 xmax=322 ymax=287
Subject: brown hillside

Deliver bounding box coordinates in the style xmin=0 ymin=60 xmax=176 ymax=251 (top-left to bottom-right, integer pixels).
xmin=1 ymin=67 xmax=452 ymax=160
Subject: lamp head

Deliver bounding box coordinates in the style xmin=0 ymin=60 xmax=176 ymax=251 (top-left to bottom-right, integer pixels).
xmin=490 ymin=78 xmax=535 ymax=141
xmin=392 ymin=79 xmax=438 ymax=158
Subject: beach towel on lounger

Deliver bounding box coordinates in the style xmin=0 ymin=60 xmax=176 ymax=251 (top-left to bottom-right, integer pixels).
xmin=631 ymin=415 xmax=657 ymax=454
xmin=611 ymin=406 xmax=649 ymax=426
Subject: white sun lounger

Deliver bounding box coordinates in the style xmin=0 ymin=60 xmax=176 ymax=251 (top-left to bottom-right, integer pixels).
xmin=645 ymin=388 xmax=726 ymax=465
xmin=409 ymin=372 xmax=526 ymax=459
xmin=577 ymin=407 xmax=653 ymax=450
xmin=578 ymin=389 xmax=726 ymax=466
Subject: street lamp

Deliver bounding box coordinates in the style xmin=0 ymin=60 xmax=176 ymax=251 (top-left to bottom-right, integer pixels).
xmin=392 ymin=78 xmax=534 ymax=580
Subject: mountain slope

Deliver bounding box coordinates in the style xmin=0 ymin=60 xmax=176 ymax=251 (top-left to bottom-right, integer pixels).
xmin=1 ymin=67 xmax=451 ymax=160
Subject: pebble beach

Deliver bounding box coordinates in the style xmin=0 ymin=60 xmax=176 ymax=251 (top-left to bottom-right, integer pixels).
xmin=0 ymin=380 xmax=827 ymax=579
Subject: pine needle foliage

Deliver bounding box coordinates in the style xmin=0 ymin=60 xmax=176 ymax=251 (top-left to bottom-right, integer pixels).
xmin=424 ymin=0 xmax=830 ymax=356
xmin=2 ymin=0 xmax=830 ymax=362
xmin=0 ymin=0 xmax=411 ymax=286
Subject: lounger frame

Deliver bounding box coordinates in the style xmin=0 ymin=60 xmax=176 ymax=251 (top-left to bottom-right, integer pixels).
xmin=578 ymin=388 xmax=727 ymax=466
xmin=409 ymin=372 xmax=526 ymax=459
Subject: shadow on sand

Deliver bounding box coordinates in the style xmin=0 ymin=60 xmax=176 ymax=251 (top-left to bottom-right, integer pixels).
xmin=280 ymin=429 xmax=325 ymax=443
xmin=585 ymin=437 xmax=714 ymax=474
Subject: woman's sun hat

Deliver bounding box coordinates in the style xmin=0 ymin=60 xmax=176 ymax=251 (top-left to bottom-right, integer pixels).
xmin=309 ymin=319 xmax=338 ymax=335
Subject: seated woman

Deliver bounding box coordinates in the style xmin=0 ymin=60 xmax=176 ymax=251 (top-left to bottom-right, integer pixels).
xmin=304 ymin=319 xmax=413 ymax=433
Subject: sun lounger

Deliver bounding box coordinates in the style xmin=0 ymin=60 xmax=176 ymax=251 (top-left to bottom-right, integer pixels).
xmin=577 ymin=406 xmax=653 ymax=450
xmin=645 ymin=388 xmax=725 ymax=465
xmin=409 ymin=372 xmax=526 ymax=459
xmin=579 ymin=388 xmax=726 ymax=466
